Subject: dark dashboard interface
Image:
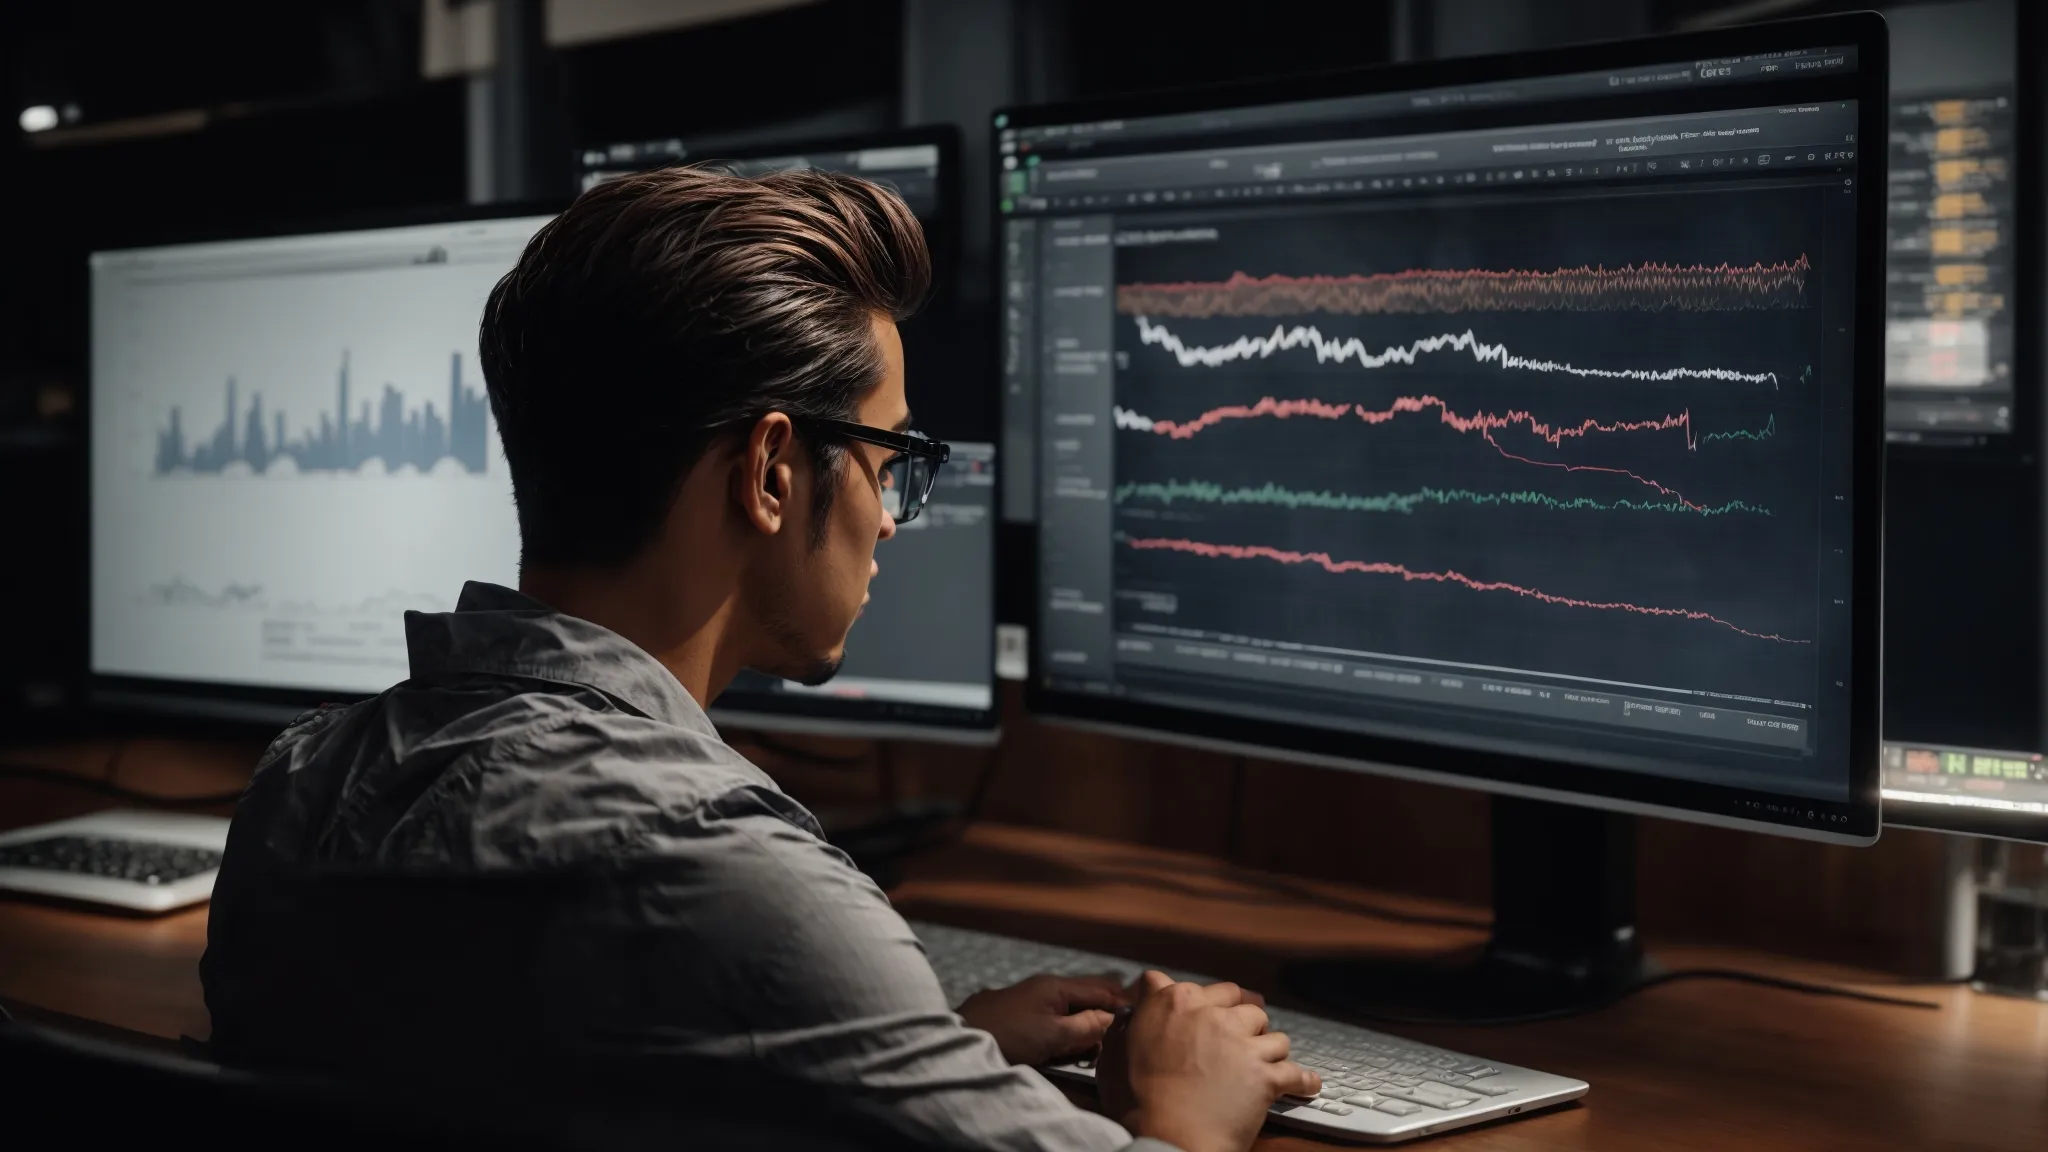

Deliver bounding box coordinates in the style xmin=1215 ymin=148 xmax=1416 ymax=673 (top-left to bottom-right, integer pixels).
xmin=1009 ymin=45 xmax=1869 ymax=811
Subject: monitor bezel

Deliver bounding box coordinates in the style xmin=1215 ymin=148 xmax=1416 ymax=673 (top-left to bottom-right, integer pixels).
xmin=1004 ymin=13 xmax=1889 ymax=845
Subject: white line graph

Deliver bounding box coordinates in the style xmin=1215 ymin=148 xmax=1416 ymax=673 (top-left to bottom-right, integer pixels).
xmin=1132 ymin=315 xmax=1783 ymax=387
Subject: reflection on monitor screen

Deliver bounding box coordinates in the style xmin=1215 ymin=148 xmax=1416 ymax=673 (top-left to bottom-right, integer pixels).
xmin=90 ymin=216 xmax=546 ymax=701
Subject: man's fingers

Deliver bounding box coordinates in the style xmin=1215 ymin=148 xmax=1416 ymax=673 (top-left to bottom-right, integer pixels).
xmin=1138 ymin=970 xmax=1177 ymax=996
xmin=1268 ymin=1059 xmax=1323 ymax=1099
xmin=1227 ymin=1003 xmax=1271 ymax=1036
xmin=1196 ymin=981 xmax=1248 ymax=1007
xmin=1249 ymin=1030 xmax=1293 ymax=1061
xmin=1054 ymin=975 xmax=1127 ymax=1010
xmin=1053 ymin=1007 xmax=1118 ymax=1050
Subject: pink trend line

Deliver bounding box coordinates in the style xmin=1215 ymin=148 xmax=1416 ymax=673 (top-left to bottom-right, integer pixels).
xmin=1122 ymin=535 xmax=1810 ymax=644
xmin=1478 ymin=430 xmax=1710 ymax=511
xmin=1140 ymin=396 xmax=1355 ymax=439
xmin=1126 ymin=394 xmax=1713 ymax=508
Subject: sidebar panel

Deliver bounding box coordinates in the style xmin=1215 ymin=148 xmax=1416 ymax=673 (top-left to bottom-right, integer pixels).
xmin=1037 ymin=216 xmax=1117 ymax=682
xmin=1001 ymin=218 xmax=1039 ymax=523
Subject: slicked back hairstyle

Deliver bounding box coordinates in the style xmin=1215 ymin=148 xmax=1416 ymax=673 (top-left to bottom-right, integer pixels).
xmin=479 ymin=165 xmax=931 ymax=568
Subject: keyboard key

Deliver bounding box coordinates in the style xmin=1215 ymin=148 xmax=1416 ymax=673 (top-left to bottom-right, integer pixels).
xmin=1341 ymin=1092 xmax=1382 ymax=1107
xmin=1379 ymin=1085 xmax=1473 ymax=1110
xmin=1374 ymin=1099 xmax=1425 ymax=1117
xmin=1468 ymin=1081 xmax=1518 ymax=1096
xmin=1319 ymin=1087 xmax=1348 ymax=1100
xmin=1316 ymin=1102 xmax=1354 ymax=1116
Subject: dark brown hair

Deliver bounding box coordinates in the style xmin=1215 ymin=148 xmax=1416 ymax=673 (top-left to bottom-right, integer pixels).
xmin=479 ymin=165 xmax=931 ymax=567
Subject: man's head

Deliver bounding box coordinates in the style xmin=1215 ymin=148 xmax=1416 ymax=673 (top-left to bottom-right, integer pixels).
xmin=479 ymin=165 xmax=930 ymax=689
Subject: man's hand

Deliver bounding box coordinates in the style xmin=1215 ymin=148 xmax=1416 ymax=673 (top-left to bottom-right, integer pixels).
xmin=957 ymin=973 xmax=1127 ymax=1066
xmin=1096 ymin=971 xmax=1321 ymax=1152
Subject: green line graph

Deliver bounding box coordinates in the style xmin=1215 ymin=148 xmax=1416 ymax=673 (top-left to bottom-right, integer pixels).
xmin=1697 ymin=413 xmax=1778 ymax=445
xmin=1113 ymin=479 xmax=1773 ymax=517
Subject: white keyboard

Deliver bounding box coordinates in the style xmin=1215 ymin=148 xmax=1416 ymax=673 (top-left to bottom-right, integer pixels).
xmin=914 ymin=921 xmax=1587 ymax=1144
xmin=0 ymin=811 xmax=230 ymax=913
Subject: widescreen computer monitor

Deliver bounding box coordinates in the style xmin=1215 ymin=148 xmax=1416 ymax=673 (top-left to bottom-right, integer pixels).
xmin=575 ymin=125 xmax=998 ymax=742
xmin=1875 ymin=0 xmax=2048 ymax=843
xmin=89 ymin=208 xmax=553 ymax=723
xmin=1005 ymin=16 xmax=1887 ymax=846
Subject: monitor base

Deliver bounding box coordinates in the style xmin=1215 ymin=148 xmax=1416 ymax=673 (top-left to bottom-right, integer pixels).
xmin=1283 ymin=795 xmax=1649 ymax=1024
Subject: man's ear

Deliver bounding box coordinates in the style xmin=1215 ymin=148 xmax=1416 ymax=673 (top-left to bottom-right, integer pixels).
xmin=733 ymin=413 xmax=797 ymax=537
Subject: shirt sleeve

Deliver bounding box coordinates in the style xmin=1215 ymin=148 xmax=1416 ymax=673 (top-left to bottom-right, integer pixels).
xmin=600 ymin=798 xmax=1157 ymax=1152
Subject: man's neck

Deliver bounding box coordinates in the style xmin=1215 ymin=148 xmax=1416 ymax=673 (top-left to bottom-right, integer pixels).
xmin=518 ymin=561 xmax=742 ymax=708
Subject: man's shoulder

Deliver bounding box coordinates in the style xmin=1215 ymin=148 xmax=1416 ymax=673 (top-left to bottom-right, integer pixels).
xmin=254 ymin=676 xmax=808 ymax=870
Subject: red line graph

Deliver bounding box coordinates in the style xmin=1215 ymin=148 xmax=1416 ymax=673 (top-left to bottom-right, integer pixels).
xmin=1111 ymin=395 xmax=1755 ymax=511
xmin=1123 ymin=535 xmax=1809 ymax=644
xmin=1115 ymin=256 xmax=1812 ymax=317
xmin=1123 ymin=393 xmax=1708 ymax=447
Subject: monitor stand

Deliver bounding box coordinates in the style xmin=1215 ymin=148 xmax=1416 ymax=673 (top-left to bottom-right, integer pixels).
xmin=1283 ymin=795 xmax=1656 ymax=1024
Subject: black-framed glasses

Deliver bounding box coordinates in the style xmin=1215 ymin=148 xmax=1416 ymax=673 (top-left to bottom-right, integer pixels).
xmin=796 ymin=417 xmax=950 ymax=525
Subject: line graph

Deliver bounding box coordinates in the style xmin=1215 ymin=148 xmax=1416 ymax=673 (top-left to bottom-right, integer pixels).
xmin=156 ymin=352 xmax=490 ymax=477
xmin=1133 ymin=316 xmax=1787 ymax=387
xmin=1113 ymin=394 xmax=1776 ymax=450
xmin=1114 ymin=479 xmax=1774 ymax=517
xmin=1093 ymin=189 xmax=1831 ymax=711
xmin=1113 ymin=396 xmax=1775 ymax=511
xmin=1121 ymin=535 xmax=1809 ymax=644
xmin=1116 ymin=256 xmax=1813 ymax=317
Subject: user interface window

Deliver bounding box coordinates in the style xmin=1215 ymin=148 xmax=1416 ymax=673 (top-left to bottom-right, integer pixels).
xmin=91 ymin=216 xmax=548 ymax=696
xmin=1007 ymin=47 xmax=1867 ymax=805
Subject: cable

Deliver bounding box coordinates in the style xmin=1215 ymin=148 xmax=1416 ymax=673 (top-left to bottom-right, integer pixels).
xmin=956 ymin=745 xmax=1001 ymax=830
xmin=0 ymin=764 xmax=244 ymax=808
xmin=100 ymin=740 xmax=130 ymax=782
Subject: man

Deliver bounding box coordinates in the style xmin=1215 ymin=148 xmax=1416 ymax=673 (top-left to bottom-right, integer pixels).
xmin=202 ymin=167 xmax=1319 ymax=1152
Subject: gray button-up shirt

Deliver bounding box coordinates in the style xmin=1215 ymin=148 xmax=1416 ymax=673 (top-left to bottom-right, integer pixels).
xmin=203 ymin=582 xmax=1170 ymax=1152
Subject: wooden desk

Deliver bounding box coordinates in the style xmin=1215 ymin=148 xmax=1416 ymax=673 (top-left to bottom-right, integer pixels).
xmin=4 ymin=756 xmax=2045 ymax=1150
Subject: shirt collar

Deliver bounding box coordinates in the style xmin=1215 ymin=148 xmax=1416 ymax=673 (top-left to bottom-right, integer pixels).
xmin=404 ymin=581 xmax=713 ymax=735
